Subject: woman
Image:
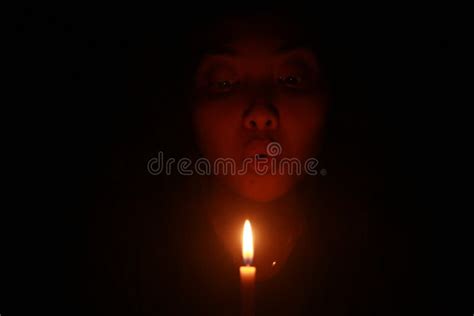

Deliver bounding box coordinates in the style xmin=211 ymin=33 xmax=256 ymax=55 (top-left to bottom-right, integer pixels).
xmin=190 ymin=12 xmax=329 ymax=278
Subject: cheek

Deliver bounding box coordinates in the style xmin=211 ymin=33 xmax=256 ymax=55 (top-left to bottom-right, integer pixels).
xmin=278 ymin=94 xmax=327 ymax=158
xmin=192 ymin=97 xmax=244 ymax=159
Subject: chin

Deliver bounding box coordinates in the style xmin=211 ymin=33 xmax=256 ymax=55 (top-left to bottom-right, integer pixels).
xmin=228 ymin=174 xmax=298 ymax=202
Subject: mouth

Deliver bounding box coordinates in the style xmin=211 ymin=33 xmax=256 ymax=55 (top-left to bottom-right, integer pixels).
xmin=243 ymin=138 xmax=275 ymax=158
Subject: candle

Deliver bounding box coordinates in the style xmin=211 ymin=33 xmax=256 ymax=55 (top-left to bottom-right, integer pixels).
xmin=240 ymin=219 xmax=256 ymax=316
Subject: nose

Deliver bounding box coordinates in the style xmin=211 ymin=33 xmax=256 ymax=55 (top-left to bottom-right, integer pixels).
xmin=243 ymin=99 xmax=279 ymax=131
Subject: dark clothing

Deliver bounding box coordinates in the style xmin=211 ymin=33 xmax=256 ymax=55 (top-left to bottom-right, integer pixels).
xmin=81 ymin=174 xmax=427 ymax=315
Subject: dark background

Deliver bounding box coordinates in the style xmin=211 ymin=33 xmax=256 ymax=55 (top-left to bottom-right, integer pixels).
xmin=7 ymin=5 xmax=437 ymax=315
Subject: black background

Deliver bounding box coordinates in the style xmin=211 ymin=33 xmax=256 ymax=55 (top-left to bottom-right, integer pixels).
xmin=6 ymin=5 xmax=438 ymax=315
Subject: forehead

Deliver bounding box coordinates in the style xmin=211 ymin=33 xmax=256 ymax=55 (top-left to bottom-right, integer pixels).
xmin=213 ymin=37 xmax=283 ymax=57
xmin=199 ymin=41 xmax=318 ymax=71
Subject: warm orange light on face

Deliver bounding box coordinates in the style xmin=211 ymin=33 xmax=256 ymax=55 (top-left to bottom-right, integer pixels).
xmin=242 ymin=219 xmax=254 ymax=265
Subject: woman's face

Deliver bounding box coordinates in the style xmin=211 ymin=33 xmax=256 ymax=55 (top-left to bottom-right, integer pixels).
xmin=192 ymin=21 xmax=328 ymax=202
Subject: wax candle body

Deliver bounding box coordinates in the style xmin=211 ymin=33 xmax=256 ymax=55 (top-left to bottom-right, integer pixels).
xmin=240 ymin=266 xmax=256 ymax=316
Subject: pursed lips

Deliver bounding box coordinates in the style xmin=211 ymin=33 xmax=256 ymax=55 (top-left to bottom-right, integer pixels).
xmin=243 ymin=138 xmax=276 ymax=159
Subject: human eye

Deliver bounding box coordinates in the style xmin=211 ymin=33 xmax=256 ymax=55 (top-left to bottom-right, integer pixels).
xmin=195 ymin=60 xmax=240 ymax=95
xmin=208 ymin=78 xmax=240 ymax=93
xmin=276 ymin=53 xmax=319 ymax=91
xmin=277 ymin=74 xmax=304 ymax=88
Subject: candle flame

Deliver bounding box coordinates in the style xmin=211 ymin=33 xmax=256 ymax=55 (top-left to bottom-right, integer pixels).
xmin=242 ymin=219 xmax=254 ymax=265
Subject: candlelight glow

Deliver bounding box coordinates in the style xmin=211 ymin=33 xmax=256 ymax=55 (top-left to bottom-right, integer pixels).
xmin=242 ymin=219 xmax=254 ymax=265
